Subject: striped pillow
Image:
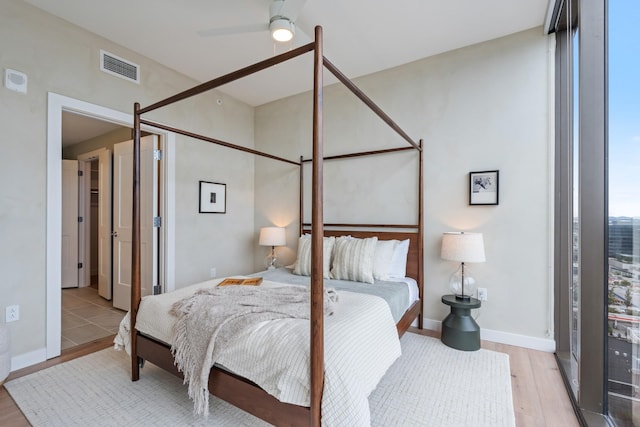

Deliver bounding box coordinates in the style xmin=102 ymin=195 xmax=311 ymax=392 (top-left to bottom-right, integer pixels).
xmin=293 ymin=235 xmax=335 ymax=278
xmin=330 ymin=236 xmax=378 ymax=284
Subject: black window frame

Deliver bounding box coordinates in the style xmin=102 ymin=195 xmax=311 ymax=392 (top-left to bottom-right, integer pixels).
xmin=550 ymin=0 xmax=609 ymax=424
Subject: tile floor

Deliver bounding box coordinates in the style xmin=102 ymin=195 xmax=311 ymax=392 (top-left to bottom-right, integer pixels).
xmin=61 ymin=286 xmax=126 ymax=350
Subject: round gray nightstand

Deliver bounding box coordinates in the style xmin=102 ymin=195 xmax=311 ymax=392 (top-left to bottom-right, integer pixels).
xmin=441 ymin=294 xmax=481 ymax=351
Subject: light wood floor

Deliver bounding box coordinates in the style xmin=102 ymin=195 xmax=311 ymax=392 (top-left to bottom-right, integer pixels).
xmin=0 ymin=330 xmax=579 ymax=426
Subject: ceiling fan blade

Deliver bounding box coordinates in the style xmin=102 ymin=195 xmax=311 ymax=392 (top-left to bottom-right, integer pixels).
xmin=294 ymin=20 xmax=312 ymax=40
xmin=197 ymin=23 xmax=269 ymax=38
xmin=279 ymin=0 xmax=309 ymax=21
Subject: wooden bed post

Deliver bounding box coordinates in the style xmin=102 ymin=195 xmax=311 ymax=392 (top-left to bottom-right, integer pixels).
xmin=131 ymin=102 xmax=141 ymax=381
xmin=418 ymin=139 xmax=424 ymax=330
xmin=310 ymin=25 xmax=324 ymax=427
xmin=130 ymin=25 xmax=425 ymax=424
xmin=299 ymin=155 xmax=304 ymax=237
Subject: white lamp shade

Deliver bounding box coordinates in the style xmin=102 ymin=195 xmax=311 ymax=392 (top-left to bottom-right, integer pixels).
xmin=259 ymin=227 xmax=286 ymax=247
xmin=441 ymin=232 xmax=486 ymax=263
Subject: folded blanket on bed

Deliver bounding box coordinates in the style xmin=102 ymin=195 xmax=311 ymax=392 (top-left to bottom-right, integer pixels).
xmin=169 ymin=285 xmax=337 ymax=417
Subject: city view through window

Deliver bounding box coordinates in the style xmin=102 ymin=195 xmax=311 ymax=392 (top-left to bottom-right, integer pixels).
xmin=607 ymin=1 xmax=639 ymax=425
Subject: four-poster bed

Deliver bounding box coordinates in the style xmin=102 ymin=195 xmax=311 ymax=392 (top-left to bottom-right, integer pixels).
xmin=127 ymin=26 xmax=424 ymax=426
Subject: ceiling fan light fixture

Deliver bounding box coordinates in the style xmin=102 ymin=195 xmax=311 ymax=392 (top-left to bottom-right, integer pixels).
xmin=270 ymin=18 xmax=294 ymax=42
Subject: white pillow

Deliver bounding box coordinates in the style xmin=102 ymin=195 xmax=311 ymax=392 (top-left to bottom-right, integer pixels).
xmin=330 ymin=236 xmax=378 ymax=284
xmin=388 ymin=239 xmax=410 ymax=278
xmin=293 ymin=235 xmax=335 ymax=278
xmin=372 ymin=239 xmax=398 ymax=281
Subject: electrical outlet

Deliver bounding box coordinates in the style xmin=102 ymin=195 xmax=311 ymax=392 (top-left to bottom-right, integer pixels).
xmin=477 ymin=288 xmax=488 ymax=301
xmin=210 ymin=268 xmax=217 ymax=279
xmin=5 ymin=305 xmax=19 ymax=322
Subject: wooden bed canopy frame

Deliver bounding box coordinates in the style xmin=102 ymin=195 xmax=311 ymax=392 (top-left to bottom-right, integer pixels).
xmin=130 ymin=26 xmax=424 ymax=427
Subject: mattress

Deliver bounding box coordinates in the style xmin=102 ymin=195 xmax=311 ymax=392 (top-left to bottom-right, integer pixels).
xmin=255 ymin=267 xmax=418 ymax=322
xmin=127 ymin=269 xmax=416 ymax=347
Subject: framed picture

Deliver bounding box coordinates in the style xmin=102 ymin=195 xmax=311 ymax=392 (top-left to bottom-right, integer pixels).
xmin=469 ymin=170 xmax=499 ymax=205
xmin=199 ymin=181 xmax=226 ymax=213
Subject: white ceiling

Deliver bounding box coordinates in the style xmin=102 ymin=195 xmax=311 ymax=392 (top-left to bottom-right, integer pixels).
xmin=26 ymin=0 xmax=549 ymax=107
xmin=62 ymin=112 xmax=126 ymax=147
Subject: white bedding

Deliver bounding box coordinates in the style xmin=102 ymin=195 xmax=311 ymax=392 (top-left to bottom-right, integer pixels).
xmin=387 ymin=276 xmax=419 ymax=305
xmin=115 ymin=278 xmax=402 ymax=426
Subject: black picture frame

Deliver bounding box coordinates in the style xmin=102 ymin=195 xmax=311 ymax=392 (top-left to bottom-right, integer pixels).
xmin=199 ymin=181 xmax=226 ymax=213
xmin=469 ymin=170 xmax=499 ymax=205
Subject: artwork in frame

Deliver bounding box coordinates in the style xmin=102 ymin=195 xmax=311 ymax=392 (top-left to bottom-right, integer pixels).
xmin=199 ymin=181 xmax=226 ymax=213
xmin=469 ymin=170 xmax=499 ymax=205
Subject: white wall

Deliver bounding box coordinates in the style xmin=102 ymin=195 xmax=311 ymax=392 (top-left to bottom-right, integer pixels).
xmin=0 ymin=0 xmax=255 ymax=364
xmin=62 ymin=127 xmax=132 ymax=160
xmin=0 ymin=0 xmax=554 ymax=365
xmin=255 ymin=28 xmax=555 ymax=350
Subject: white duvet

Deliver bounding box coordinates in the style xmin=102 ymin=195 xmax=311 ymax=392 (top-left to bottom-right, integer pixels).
xmin=115 ymin=279 xmax=402 ymax=426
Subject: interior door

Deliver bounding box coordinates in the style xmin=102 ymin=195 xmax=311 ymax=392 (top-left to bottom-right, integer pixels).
xmin=112 ymin=135 xmax=158 ymax=310
xmin=97 ymin=149 xmax=113 ymax=299
xmin=61 ymin=160 xmax=79 ymax=288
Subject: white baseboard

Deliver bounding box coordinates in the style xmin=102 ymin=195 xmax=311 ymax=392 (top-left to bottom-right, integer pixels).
xmin=11 ymin=322 xmax=554 ymax=371
xmin=11 ymin=348 xmax=47 ymax=372
xmin=422 ymin=318 xmax=556 ymax=353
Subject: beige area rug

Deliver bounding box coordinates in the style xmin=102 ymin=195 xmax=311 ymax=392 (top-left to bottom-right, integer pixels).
xmin=6 ymin=333 xmax=515 ymax=426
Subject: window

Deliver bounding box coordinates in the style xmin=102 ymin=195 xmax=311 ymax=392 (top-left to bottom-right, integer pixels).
xmin=552 ymin=0 xmax=609 ymax=424
xmin=607 ymin=1 xmax=640 ymax=425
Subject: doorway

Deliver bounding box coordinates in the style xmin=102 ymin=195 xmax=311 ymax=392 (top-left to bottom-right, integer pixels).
xmin=46 ymin=93 xmax=176 ymax=359
xmin=61 ymin=117 xmax=144 ymax=350
xmin=76 ymin=149 xmax=112 ymax=298
xmin=61 ymin=118 xmax=161 ymax=349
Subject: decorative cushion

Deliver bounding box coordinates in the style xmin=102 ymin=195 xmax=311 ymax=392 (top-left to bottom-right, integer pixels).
xmin=293 ymin=235 xmax=335 ymax=278
xmin=372 ymin=239 xmax=398 ymax=281
xmin=388 ymin=239 xmax=410 ymax=278
xmin=330 ymin=236 xmax=378 ymax=284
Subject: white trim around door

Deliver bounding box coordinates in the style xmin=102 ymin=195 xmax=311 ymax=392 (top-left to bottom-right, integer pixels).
xmin=46 ymin=93 xmax=175 ymax=360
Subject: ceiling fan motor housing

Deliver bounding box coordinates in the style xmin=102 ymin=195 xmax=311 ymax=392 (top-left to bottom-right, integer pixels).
xmin=269 ymin=0 xmax=295 ymax=42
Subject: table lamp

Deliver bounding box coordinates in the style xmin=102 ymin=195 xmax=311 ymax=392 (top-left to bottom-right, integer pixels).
xmin=441 ymin=231 xmax=486 ymax=301
xmin=259 ymin=227 xmax=286 ymax=270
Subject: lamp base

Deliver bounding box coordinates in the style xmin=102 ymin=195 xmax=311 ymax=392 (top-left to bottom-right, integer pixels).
xmin=264 ymin=253 xmax=278 ymax=270
xmin=449 ymin=263 xmax=477 ymax=300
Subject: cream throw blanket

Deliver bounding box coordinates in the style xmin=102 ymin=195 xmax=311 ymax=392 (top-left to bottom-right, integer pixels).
xmin=169 ymin=285 xmax=337 ymax=417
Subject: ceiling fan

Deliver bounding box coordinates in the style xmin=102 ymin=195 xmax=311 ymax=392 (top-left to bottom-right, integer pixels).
xmin=197 ymin=0 xmax=308 ymax=42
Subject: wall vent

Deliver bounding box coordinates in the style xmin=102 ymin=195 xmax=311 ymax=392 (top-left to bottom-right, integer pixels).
xmin=100 ymin=50 xmax=140 ymax=84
